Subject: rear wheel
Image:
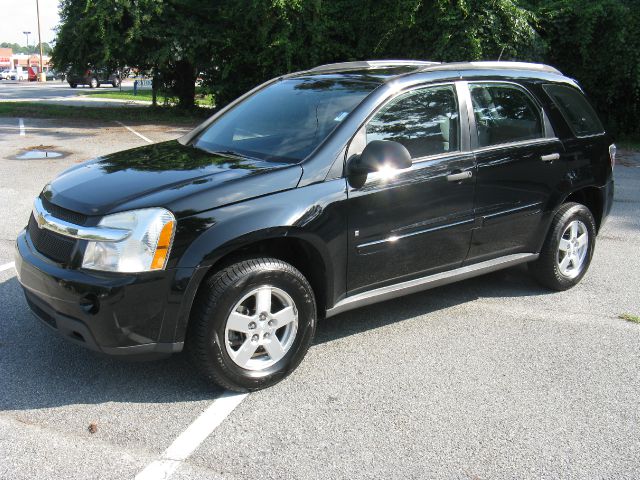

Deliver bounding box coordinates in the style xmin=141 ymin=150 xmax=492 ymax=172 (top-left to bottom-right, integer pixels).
xmin=69 ymin=83 xmax=77 ymax=88
xmin=112 ymin=78 xmax=121 ymax=88
xmin=89 ymin=77 xmax=99 ymax=88
xmin=529 ymin=202 xmax=596 ymax=291
xmin=187 ymin=258 xmax=317 ymax=392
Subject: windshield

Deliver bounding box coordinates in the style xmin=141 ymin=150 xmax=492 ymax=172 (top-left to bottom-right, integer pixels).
xmin=192 ymin=77 xmax=379 ymax=163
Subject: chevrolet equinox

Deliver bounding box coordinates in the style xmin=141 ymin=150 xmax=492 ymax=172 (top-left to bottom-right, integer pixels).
xmin=16 ymin=60 xmax=615 ymax=391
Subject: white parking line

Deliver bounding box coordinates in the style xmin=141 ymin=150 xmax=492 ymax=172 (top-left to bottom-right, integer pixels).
xmin=135 ymin=391 xmax=248 ymax=480
xmin=115 ymin=121 xmax=153 ymax=144
xmin=19 ymin=118 xmax=25 ymax=136
xmin=0 ymin=261 xmax=15 ymax=273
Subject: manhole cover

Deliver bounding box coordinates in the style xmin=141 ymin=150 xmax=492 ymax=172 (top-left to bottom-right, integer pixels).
xmin=14 ymin=149 xmax=66 ymax=160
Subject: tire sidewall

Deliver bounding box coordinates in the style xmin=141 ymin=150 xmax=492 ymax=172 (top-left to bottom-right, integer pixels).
xmin=549 ymin=204 xmax=596 ymax=288
xmin=202 ymin=263 xmax=316 ymax=390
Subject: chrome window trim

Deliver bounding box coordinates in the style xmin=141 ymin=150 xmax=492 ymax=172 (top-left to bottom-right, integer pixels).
xmin=472 ymin=136 xmax=561 ymax=155
xmin=32 ymin=197 xmax=130 ymax=242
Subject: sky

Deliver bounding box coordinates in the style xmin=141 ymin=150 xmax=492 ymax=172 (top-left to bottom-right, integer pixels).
xmin=1 ymin=1 xmax=61 ymax=46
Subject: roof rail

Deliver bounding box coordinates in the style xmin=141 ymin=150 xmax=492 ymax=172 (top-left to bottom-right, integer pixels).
xmin=422 ymin=61 xmax=562 ymax=75
xmin=310 ymin=60 xmax=440 ymax=73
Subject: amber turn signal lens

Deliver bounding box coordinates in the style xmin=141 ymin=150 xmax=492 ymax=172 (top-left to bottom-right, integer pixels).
xmin=150 ymin=221 xmax=175 ymax=270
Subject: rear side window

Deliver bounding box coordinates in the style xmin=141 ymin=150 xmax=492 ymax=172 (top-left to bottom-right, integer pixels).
xmin=469 ymin=83 xmax=544 ymax=148
xmin=366 ymin=85 xmax=460 ymax=159
xmin=543 ymin=84 xmax=604 ymax=137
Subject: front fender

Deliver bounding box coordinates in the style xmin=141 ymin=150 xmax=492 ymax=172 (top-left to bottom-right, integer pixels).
xmin=172 ymin=179 xmax=348 ymax=342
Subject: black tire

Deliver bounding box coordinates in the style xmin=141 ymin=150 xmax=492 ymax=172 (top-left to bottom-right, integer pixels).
xmin=112 ymin=78 xmax=121 ymax=88
xmin=187 ymin=257 xmax=317 ymax=392
xmin=69 ymin=83 xmax=77 ymax=88
xmin=89 ymin=77 xmax=98 ymax=88
xmin=529 ymin=202 xmax=597 ymax=291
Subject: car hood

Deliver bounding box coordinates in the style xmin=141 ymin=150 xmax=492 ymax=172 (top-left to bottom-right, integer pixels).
xmin=45 ymin=140 xmax=303 ymax=218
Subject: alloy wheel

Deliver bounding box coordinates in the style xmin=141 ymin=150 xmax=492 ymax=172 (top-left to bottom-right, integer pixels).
xmin=557 ymin=220 xmax=589 ymax=279
xmin=224 ymin=286 xmax=298 ymax=371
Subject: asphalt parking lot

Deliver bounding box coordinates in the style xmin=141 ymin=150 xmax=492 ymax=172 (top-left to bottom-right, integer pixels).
xmin=1 ymin=108 xmax=639 ymax=479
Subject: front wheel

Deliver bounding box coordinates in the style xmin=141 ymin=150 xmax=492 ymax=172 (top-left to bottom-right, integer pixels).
xmin=187 ymin=258 xmax=317 ymax=392
xmin=89 ymin=77 xmax=98 ymax=88
xmin=529 ymin=202 xmax=596 ymax=291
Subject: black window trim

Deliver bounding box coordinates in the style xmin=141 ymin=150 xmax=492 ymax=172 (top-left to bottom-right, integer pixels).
xmin=463 ymin=80 xmax=557 ymax=152
xmin=344 ymin=81 xmax=471 ymax=169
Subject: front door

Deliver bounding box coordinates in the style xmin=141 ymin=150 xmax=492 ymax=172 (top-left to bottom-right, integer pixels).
xmin=346 ymin=83 xmax=476 ymax=295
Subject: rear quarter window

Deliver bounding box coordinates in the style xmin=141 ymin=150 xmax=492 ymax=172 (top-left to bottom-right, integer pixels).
xmin=543 ymin=84 xmax=604 ymax=137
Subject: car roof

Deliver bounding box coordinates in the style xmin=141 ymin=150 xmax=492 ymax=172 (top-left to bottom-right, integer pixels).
xmin=289 ymin=59 xmax=569 ymax=84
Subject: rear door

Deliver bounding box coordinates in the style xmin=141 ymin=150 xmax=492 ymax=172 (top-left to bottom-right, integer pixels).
xmin=346 ymin=82 xmax=476 ymax=294
xmin=463 ymin=81 xmax=566 ymax=263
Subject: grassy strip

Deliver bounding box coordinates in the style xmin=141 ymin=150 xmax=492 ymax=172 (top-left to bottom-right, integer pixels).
xmin=0 ymin=102 xmax=210 ymax=124
xmin=81 ymin=87 xmax=215 ymax=107
xmin=618 ymin=313 xmax=640 ymax=324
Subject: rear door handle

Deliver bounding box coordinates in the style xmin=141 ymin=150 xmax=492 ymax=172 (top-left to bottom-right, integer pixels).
xmin=447 ymin=171 xmax=473 ymax=182
xmin=541 ymin=153 xmax=560 ymax=163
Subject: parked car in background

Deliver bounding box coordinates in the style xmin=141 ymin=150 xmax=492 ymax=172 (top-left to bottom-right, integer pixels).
xmin=45 ymin=70 xmax=65 ymax=81
xmin=16 ymin=60 xmax=614 ymax=392
xmin=8 ymin=69 xmax=26 ymax=81
xmin=67 ymin=68 xmax=121 ymax=88
xmin=0 ymin=69 xmax=11 ymax=80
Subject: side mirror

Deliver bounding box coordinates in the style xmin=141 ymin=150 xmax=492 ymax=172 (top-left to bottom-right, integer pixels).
xmin=348 ymin=140 xmax=412 ymax=175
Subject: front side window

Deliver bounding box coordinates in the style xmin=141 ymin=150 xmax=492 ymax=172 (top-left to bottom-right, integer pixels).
xmin=366 ymin=85 xmax=460 ymax=159
xmin=193 ymin=77 xmax=379 ymax=163
xmin=470 ymin=83 xmax=544 ymax=148
xmin=543 ymin=84 xmax=604 ymax=137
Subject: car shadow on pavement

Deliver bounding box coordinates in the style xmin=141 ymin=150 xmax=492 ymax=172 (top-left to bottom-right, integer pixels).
xmin=315 ymin=264 xmax=549 ymax=346
xmin=0 ymin=275 xmax=222 ymax=412
xmin=0 ymin=264 xmax=545 ymax=411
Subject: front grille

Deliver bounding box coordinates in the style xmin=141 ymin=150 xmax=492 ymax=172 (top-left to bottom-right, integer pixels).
xmin=40 ymin=196 xmax=88 ymax=225
xmin=28 ymin=214 xmax=78 ymax=264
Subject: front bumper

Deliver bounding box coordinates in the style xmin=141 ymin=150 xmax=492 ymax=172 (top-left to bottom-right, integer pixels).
xmin=15 ymin=229 xmax=192 ymax=356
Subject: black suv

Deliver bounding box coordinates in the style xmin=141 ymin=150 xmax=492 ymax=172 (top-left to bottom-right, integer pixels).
xmin=67 ymin=68 xmax=121 ymax=88
xmin=16 ymin=60 xmax=615 ymax=391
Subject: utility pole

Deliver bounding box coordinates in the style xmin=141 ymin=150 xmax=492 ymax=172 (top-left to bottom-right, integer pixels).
xmin=36 ymin=0 xmax=45 ymax=81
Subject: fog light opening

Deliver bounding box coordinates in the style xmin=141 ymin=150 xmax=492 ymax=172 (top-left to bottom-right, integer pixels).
xmin=79 ymin=294 xmax=100 ymax=315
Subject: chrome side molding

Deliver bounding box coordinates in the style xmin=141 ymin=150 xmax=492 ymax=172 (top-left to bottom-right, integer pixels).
xmin=325 ymin=253 xmax=538 ymax=318
xmin=32 ymin=197 xmax=129 ymax=242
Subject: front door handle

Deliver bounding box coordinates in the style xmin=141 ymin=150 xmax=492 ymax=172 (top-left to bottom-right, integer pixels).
xmin=541 ymin=153 xmax=560 ymax=163
xmin=446 ymin=171 xmax=472 ymax=182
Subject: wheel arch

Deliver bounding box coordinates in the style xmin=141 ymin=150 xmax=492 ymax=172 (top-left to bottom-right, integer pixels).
xmin=562 ymin=186 xmax=604 ymax=232
xmin=202 ymin=231 xmax=331 ymax=314
xmin=174 ymin=227 xmax=335 ymax=344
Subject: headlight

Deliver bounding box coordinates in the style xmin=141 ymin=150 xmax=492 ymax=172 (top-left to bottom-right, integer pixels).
xmin=82 ymin=208 xmax=176 ymax=273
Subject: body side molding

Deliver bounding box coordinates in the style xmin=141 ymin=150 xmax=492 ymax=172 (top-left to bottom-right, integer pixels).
xmin=326 ymin=253 xmax=538 ymax=318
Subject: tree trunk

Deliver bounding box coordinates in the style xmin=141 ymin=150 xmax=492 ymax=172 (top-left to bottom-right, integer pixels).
xmin=151 ymin=68 xmax=158 ymax=107
xmin=174 ymin=59 xmax=196 ymax=109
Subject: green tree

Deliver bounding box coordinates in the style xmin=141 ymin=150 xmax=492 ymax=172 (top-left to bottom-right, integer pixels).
xmin=534 ymin=0 xmax=640 ymax=136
